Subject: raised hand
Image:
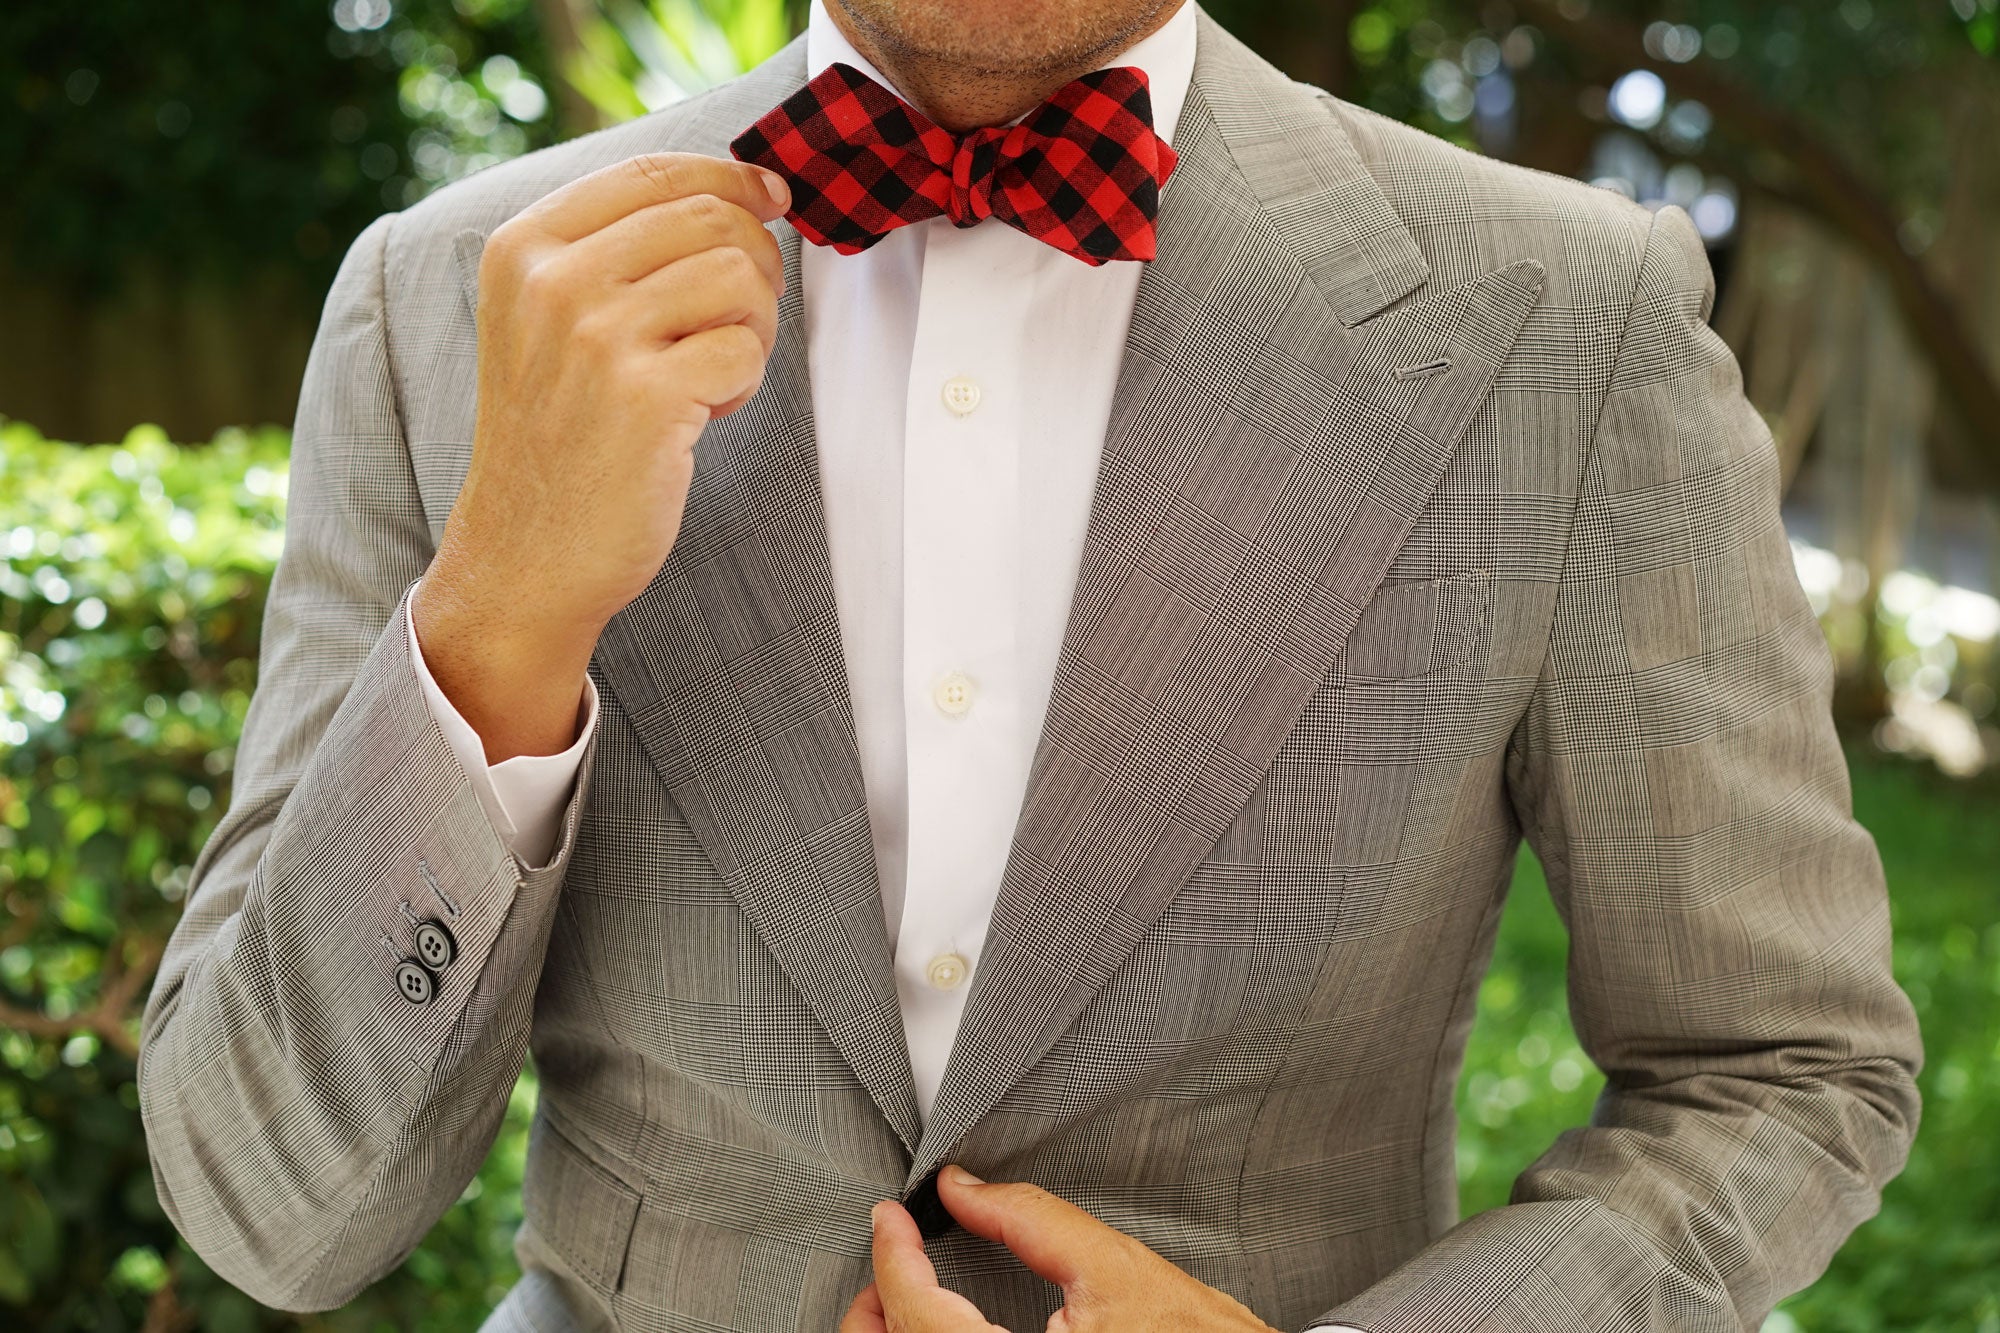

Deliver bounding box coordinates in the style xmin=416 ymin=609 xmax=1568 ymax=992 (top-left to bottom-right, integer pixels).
xmin=411 ymin=151 xmax=791 ymax=761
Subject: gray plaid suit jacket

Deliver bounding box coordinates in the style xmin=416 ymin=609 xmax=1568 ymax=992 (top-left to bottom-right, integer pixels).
xmin=138 ymin=8 xmax=1922 ymax=1330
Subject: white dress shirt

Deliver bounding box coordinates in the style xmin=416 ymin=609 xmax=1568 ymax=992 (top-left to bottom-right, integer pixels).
xmin=407 ymin=6 xmax=1359 ymax=1325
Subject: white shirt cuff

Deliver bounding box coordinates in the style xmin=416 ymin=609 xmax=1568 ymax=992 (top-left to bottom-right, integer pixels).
xmin=405 ymin=579 xmax=598 ymax=869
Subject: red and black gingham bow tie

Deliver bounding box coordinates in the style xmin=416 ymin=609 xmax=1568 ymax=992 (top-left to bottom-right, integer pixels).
xmin=729 ymin=61 xmax=1177 ymax=265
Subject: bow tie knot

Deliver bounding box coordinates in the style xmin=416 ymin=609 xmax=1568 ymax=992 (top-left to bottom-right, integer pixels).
xmin=945 ymin=127 xmax=1008 ymax=227
xmin=731 ymin=61 xmax=1177 ymax=265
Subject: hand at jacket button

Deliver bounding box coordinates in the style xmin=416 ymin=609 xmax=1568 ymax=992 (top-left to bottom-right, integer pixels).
xmin=396 ymin=958 xmax=437 ymax=1005
xmin=845 ymin=1166 xmax=1282 ymax=1333
xmin=902 ymin=1165 xmax=954 ymax=1240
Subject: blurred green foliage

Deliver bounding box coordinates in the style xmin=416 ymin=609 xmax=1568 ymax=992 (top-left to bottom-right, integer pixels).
xmin=0 ymin=422 xmax=539 ymax=1328
xmin=0 ymin=0 xmax=561 ymax=300
xmin=1206 ymin=0 xmax=1996 ymax=185
xmin=5 ymin=425 xmax=1996 ymax=1327
xmin=564 ymin=0 xmax=796 ymax=120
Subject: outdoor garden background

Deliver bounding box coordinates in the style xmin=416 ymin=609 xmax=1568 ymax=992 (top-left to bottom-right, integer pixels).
xmin=3 ymin=1 xmax=1997 ymax=1328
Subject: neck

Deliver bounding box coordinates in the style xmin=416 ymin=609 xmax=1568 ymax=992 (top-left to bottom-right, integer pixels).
xmin=823 ymin=1 xmax=1187 ymax=133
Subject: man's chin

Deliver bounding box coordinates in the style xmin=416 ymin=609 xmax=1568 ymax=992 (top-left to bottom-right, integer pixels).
xmin=828 ymin=0 xmax=1177 ymax=79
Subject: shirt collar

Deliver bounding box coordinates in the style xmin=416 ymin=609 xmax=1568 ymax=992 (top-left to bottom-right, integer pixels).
xmin=803 ymin=0 xmax=1197 ymax=146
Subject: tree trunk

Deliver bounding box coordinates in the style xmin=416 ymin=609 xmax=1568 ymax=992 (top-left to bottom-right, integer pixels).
xmin=1514 ymin=0 xmax=2000 ymax=489
xmin=0 ymin=256 xmax=314 ymax=443
xmin=533 ymin=0 xmax=610 ymax=139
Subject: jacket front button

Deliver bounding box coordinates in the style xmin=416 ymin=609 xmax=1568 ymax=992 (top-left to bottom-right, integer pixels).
xmin=903 ymin=1165 xmax=955 ymax=1240
xmin=396 ymin=958 xmax=436 ymax=1005
xmin=415 ymin=919 xmax=457 ymax=970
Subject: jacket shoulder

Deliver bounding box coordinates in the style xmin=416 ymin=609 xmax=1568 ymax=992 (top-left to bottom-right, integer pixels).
xmin=1321 ymin=94 xmax=1661 ymax=310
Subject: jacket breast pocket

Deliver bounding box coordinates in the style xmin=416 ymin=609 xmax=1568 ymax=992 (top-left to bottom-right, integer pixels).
xmin=1337 ymin=568 xmax=1494 ymax=680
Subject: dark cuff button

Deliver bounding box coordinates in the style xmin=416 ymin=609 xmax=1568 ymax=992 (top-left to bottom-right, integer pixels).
xmin=414 ymin=918 xmax=457 ymax=970
xmin=395 ymin=958 xmax=437 ymax=1005
xmin=903 ymin=1164 xmax=955 ymax=1240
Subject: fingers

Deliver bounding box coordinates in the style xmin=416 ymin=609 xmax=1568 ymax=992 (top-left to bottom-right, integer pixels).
xmin=648 ymin=323 xmax=769 ymax=412
xmin=884 ymin=1179 xmax=1266 ymax=1333
xmin=936 ymin=1166 xmax=1125 ymax=1290
xmin=839 ymin=1280 xmax=888 ymax=1333
xmin=514 ymin=151 xmax=790 ymax=243
xmin=614 ymin=245 xmax=780 ymax=355
xmin=577 ymin=190 xmax=785 ymax=290
xmin=868 ymin=1200 xmax=1007 ymax=1333
xmin=871 ymin=1200 xmax=945 ymax=1312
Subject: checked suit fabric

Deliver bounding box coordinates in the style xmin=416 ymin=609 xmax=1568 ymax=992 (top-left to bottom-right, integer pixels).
xmin=137 ymin=6 xmax=1921 ymax=1332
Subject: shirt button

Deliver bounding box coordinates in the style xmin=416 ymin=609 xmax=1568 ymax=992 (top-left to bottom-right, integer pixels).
xmin=925 ymin=952 xmax=969 ymax=990
xmin=932 ymin=671 xmax=975 ymax=717
xmin=941 ymin=376 xmax=982 ymax=416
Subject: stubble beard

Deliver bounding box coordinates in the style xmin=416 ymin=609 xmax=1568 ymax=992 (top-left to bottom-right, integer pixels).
xmin=827 ymin=0 xmax=1177 ymax=82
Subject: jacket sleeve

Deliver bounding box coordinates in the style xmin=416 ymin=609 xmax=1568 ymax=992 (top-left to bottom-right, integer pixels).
xmin=1314 ymin=204 xmax=1923 ymax=1332
xmin=405 ymin=578 xmax=600 ymax=869
xmin=136 ymin=209 xmax=601 ymax=1312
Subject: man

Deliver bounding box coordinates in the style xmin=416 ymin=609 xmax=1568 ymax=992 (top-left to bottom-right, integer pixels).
xmin=137 ymin=0 xmax=1923 ymax=1328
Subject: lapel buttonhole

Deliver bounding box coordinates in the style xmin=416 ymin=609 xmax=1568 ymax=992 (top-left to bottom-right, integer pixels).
xmin=1393 ymin=357 xmax=1452 ymax=381
xmin=451 ymin=227 xmax=486 ymax=319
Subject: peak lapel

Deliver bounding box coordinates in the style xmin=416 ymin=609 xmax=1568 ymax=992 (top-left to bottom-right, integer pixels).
xmin=906 ymin=10 xmax=1545 ymax=1184
xmin=587 ymin=220 xmax=925 ymax=1157
xmin=451 ymin=35 xmax=925 ymax=1157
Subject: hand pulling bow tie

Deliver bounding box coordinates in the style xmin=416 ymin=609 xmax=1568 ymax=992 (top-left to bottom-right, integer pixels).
xmin=729 ymin=61 xmax=1177 ymax=265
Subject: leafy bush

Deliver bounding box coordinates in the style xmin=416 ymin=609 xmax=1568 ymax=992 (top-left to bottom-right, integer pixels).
xmin=3 ymin=422 xmax=1993 ymax=1328
xmin=0 ymin=420 xmax=532 ymax=1329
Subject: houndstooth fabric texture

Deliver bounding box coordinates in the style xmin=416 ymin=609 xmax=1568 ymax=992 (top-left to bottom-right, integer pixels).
xmin=728 ymin=60 xmax=1177 ymax=262
xmin=137 ymin=6 xmax=1920 ymax=1332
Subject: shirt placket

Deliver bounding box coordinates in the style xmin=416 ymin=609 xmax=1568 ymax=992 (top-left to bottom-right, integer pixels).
xmin=895 ymin=218 xmax=1036 ymax=1119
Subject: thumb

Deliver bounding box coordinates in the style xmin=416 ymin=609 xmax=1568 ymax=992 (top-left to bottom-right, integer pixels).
xmin=871 ymin=1199 xmax=946 ymax=1307
xmin=869 ymin=1199 xmax=1005 ymax=1332
xmin=935 ymin=1165 xmax=1122 ymax=1289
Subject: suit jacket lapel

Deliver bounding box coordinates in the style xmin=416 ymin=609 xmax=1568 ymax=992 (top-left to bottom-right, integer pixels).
xmin=587 ymin=217 xmax=930 ymax=1159
xmin=451 ymin=38 xmax=929 ymax=1156
xmin=905 ymin=9 xmax=1546 ymax=1184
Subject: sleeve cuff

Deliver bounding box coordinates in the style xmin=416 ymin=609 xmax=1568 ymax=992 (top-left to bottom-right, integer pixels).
xmin=404 ymin=576 xmax=598 ymax=868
